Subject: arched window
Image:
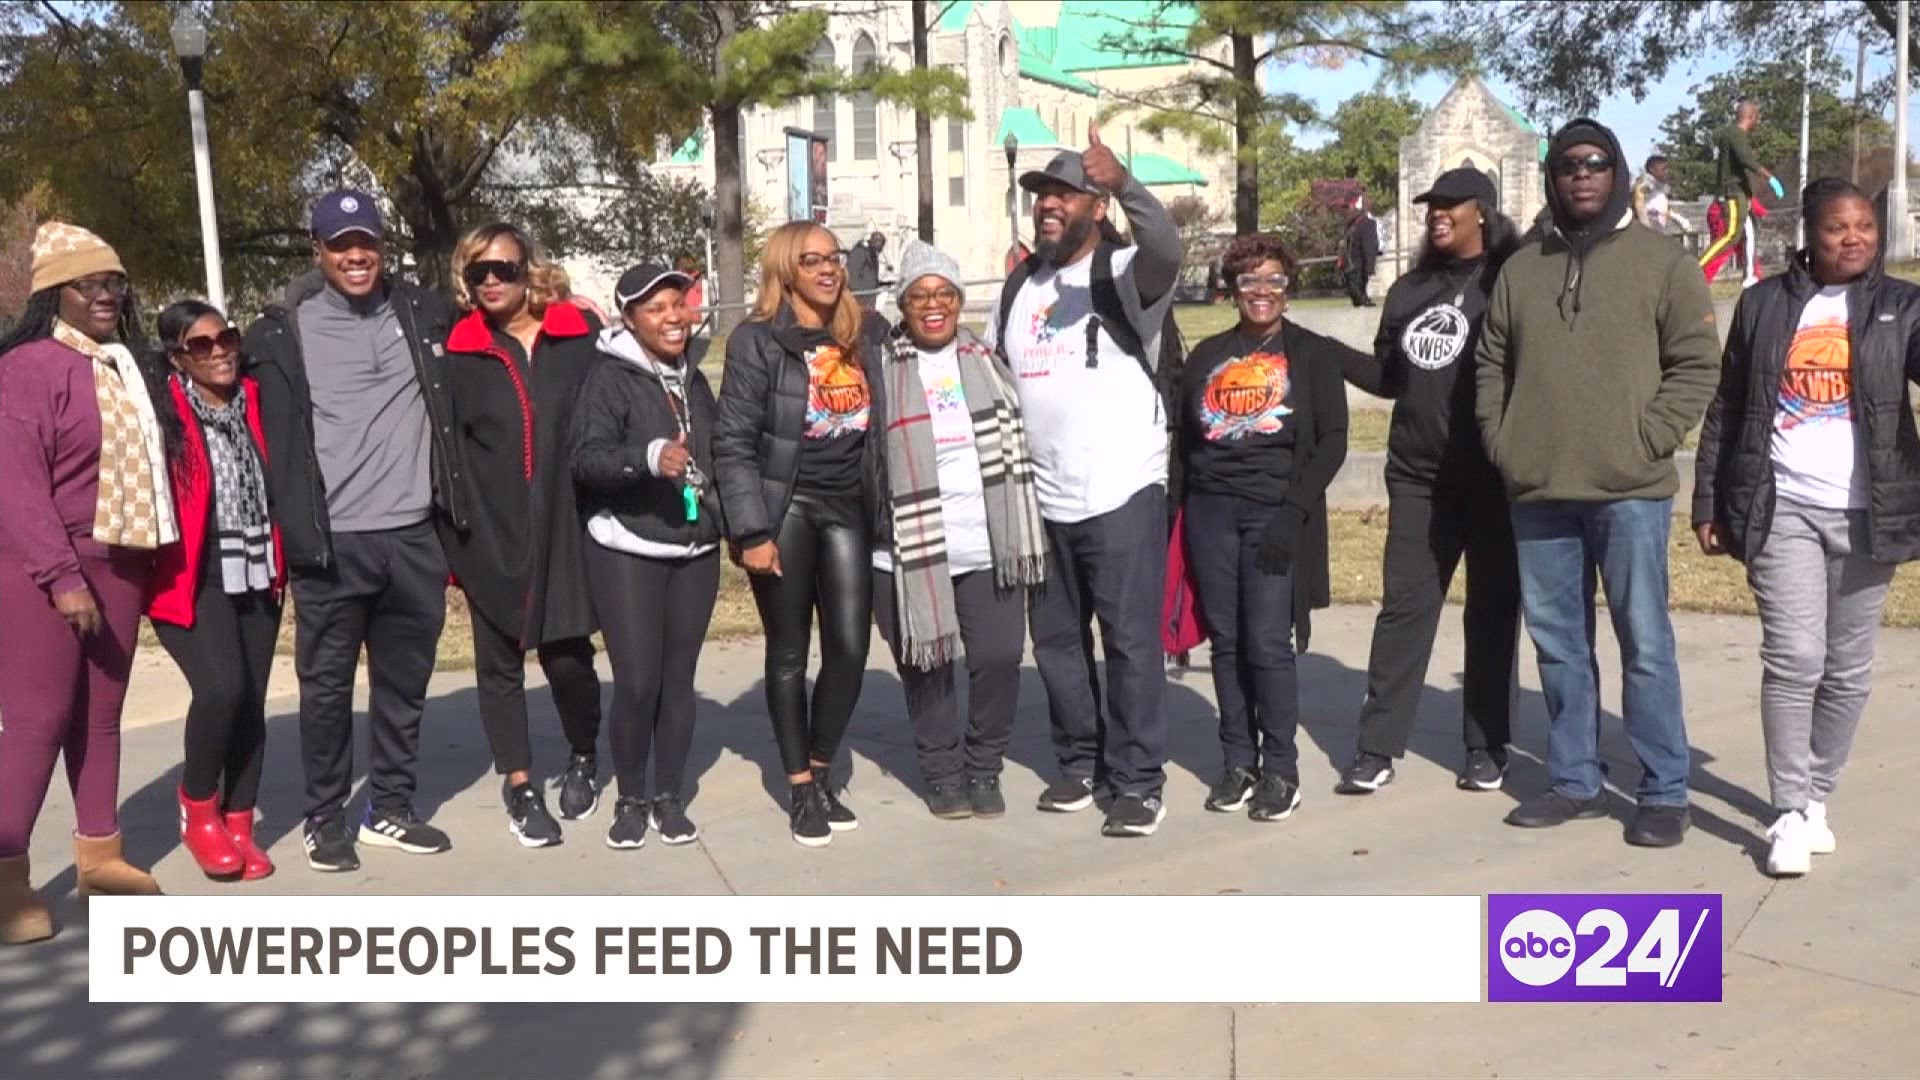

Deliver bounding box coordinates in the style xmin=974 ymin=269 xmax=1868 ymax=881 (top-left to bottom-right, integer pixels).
xmin=852 ymin=32 xmax=878 ymax=161
xmin=812 ymin=38 xmax=837 ymax=161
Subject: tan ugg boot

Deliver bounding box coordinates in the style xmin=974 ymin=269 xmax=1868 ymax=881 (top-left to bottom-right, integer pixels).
xmin=74 ymin=832 xmax=162 ymax=897
xmin=0 ymin=853 xmax=55 ymax=944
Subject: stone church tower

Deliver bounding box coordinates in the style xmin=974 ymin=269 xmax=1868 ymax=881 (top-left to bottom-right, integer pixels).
xmin=1395 ymin=77 xmax=1546 ymax=278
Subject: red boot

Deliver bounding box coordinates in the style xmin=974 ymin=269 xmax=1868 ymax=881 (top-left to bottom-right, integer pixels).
xmin=178 ymin=787 xmax=243 ymax=879
xmin=222 ymin=809 xmax=274 ymax=881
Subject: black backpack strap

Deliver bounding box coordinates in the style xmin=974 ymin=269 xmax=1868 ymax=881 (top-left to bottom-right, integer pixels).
xmin=1087 ymin=244 xmax=1147 ymax=370
xmin=996 ymin=254 xmax=1041 ymax=363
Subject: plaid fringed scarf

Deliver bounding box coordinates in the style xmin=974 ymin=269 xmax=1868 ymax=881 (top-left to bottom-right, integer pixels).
xmin=883 ymin=327 xmax=1046 ymax=669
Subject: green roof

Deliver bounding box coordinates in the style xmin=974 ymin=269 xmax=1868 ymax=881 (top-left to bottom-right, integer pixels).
xmin=670 ymin=132 xmax=703 ymax=164
xmin=994 ymin=107 xmax=1062 ymax=149
xmin=1014 ymin=19 xmax=1099 ymax=96
xmin=938 ymin=0 xmax=973 ymax=33
xmin=1051 ymin=1 xmax=1195 ymax=73
xmin=1122 ymin=151 xmax=1207 ymax=186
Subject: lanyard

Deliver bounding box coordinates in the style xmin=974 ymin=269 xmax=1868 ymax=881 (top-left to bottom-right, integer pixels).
xmin=647 ymin=354 xmax=705 ymax=523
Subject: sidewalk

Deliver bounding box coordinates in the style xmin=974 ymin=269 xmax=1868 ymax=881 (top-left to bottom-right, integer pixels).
xmin=5 ymin=607 xmax=1918 ymax=1078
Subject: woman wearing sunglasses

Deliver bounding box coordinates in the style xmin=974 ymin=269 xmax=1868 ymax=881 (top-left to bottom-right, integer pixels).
xmin=442 ymin=222 xmax=603 ymax=849
xmin=1177 ymin=233 xmax=1355 ymax=823
xmin=1 ymin=224 xmax=177 ymax=943
xmin=715 ymin=221 xmax=890 ymax=847
xmin=144 ymin=301 xmax=283 ymax=882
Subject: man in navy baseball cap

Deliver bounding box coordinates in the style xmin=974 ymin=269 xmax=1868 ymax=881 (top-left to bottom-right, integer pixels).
xmin=310 ymin=189 xmax=385 ymax=241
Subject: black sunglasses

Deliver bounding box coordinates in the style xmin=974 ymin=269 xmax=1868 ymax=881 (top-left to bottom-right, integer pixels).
xmin=173 ymin=327 xmax=241 ymax=361
xmin=462 ymin=259 xmax=525 ymax=288
xmin=1550 ymin=153 xmax=1614 ymax=179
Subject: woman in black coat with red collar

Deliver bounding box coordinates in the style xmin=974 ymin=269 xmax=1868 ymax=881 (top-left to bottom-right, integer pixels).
xmin=441 ymin=222 xmax=601 ymax=849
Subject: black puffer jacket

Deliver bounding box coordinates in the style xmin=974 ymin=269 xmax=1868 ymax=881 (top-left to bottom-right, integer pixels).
xmin=570 ymin=328 xmax=724 ymax=549
xmin=713 ymin=304 xmax=889 ymax=544
xmin=1694 ymin=253 xmax=1920 ymax=563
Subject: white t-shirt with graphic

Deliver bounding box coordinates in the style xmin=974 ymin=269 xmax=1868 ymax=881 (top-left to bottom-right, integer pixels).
xmin=1770 ymin=285 xmax=1864 ymax=509
xmin=873 ymin=342 xmax=992 ymax=576
xmin=988 ymin=248 xmax=1167 ymax=523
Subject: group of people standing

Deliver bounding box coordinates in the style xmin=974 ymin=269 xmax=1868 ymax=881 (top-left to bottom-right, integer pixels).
xmin=3 ymin=108 xmax=1916 ymax=946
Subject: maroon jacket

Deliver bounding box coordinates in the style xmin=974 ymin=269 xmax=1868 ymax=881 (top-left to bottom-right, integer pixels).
xmin=0 ymin=337 xmax=124 ymax=596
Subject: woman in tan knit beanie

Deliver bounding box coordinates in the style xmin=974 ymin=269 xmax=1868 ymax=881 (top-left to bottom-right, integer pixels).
xmin=0 ymin=222 xmax=181 ymax=945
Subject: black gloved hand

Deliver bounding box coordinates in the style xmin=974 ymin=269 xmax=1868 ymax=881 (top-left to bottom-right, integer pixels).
xmin=1255 ymin=504 xmax=1309 ymax=576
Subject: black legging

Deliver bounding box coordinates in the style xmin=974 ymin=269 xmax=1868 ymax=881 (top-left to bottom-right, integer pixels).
xmin=152 ymin=567 xmax=280 ymax=811
xmin=469 ymin=605 xmax=600 ymax=777
xmin=750 ymin=495 xmax=871 ymax=776
xmin=587 ymin=543 xmax=720 ymax=800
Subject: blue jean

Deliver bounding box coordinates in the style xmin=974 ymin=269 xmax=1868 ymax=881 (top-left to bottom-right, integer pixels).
xmin=1509 ymin=498 xmax=1690 ymax=805
xmin=1183 ymin=492 xmax=1298 ymax=779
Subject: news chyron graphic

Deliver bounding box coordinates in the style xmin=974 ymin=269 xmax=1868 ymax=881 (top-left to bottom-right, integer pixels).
xmin=1488 ymin=894 xmax=1723 ymax=1003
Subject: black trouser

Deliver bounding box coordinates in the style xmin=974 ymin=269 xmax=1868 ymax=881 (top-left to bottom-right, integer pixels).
xmin=749 ymin=495 xmax=871 ymax=777
xmin=1355 ymin=481 xmax=1521 ymax=760
xmin=469 ymin=605 xmax=600 ymax=778
xmin=872 ymin=568 xmax=1026 ymax=785
xmin=1184 ymin=491 xmax=1300 ymax=780
xmin=588 ymin=543 xmax=719 ymax=800
xmin=153 ymin=564 xmax=281 ymax=811
xmin=1028 ymin=484 xmax=1169 ymax=798
xmin=290 ymin=520 xmax=447 ymax=821
xmin=1343 ymin=270 xmax=1372 ymax=307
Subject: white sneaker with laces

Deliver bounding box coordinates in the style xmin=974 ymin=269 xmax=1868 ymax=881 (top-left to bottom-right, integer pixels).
xmin=1766 ymin=810 xmax=1812 ymax=877
xmin=1804 ymin=801 xmax=1837 ymax=855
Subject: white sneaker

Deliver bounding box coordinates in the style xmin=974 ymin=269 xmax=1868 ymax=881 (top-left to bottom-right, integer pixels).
xmin=1804 ymin=801 xmax=1837 ymax=855
xmin=1766 ymin=810 xmax=1812 ymax=877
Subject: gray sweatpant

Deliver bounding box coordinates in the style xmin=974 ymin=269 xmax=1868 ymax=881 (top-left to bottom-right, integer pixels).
xmin=1746 ymin=499 xmax=1897 ymax=812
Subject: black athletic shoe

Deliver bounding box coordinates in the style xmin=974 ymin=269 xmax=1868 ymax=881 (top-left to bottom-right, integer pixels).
xmin=606 ymin=796 xmax=649 ymax=849
xmin=1037 ymin=775 xmax=1095 ymax=813
xmin=790 ymin=782 xmax=832 ymax=848
xmin=504 ymin=780 xmax=563 ymax=848
xmin=927 ymin=779 xmax=973 ymax=820
xmin=1101 ymin=794 xmax=1167 ymax=837
xmin=650 ymin=795 xmax=699 ymax=845
xmin=1247 ymin=775 xmax=1303 ymax=822
xmin=1624 ymin=804 xmax=1691 ymax=848
xmin=968 ymin=775 xmax=1007 ymax=818
xmin=557 ymin=753 xmax=599 ymax=820
xmin=303 ymin=813 xmax=359 ymax=873
xmin=811 ymin=765 xmax=858 ymax=831
xmin=1335 ymin=752 xmax=1395 ymax=795
xmin=1504 ymin=792 xmax=1609 ymax=828
xmin=1205 ymin=766 xmax=1258 ymax=812
xmin=1457 ymin=749 xmax=1508 ymax=792
xmin=359 ymin=806 xmax=452 ymax=854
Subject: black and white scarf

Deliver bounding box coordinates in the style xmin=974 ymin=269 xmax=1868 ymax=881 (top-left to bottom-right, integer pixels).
xmin=882 ymin=327 xmax=1046 ymax=669
xmin=182 ymin=376 xmax=273 ymax=594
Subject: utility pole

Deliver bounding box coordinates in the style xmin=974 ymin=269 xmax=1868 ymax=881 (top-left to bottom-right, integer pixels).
xmin=1800 ymin=43 xmax=1813 ymax=246
xmin=1853 ymin=33 xmax=1869 ymax=183
xmin=1895 ymin=0 xmax=1911 ymax=261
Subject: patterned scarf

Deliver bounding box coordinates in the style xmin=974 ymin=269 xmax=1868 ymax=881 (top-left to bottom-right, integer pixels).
xmin=52 ymin=319 xmax=177 ymax=550
xmin=882 ymin=326 xmax=1046 ymax=669
xmin=182 ymin=376 xmax=274 ymax=593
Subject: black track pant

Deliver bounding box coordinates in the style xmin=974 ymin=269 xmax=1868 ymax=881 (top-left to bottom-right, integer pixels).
xmin=153 ymin=564 xmax=280 ymax=811
xmin=872 ymin=568 xmax=1026 ymax=784
xmin=588 ymin=543 xmax=719 ymax=800
xmin=749 ymin=495 xmax=871 ymax=777
xmin=469 ymin=605 xmax=600 ymax=777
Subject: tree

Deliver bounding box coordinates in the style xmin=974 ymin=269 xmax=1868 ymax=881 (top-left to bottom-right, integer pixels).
xmin=1091 ymin=1 xmax=1464 ymax=234
xmin=1310 ymin=91 xmax=1425 ymax=200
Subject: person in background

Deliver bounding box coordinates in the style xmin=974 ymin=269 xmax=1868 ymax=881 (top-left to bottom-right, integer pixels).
xmin=146 ymin=301 xmax=283 ymax=882
xmin=1700 ymin=99 xmax=1775 ymax=284
xmin=244 ymin=191 xmax=463 ymax=872
xmin=1340 ymin=195 xmax=1381 ymax=307
xmin=1475 ymin=119 xmax=1720 ymax=849
xmin=675 ymin=254 xmax=706 ymax=317
xmin=1179 ymin=233 xmax=1352 ymax=821
xmin=846 ymin=231 xmax=888 ymax=310
xmin=547 ymin=263 xmax=609 ymax=326
xmin=714 ymin=221 xmax=891 ymax=848
xmin=1632 ymin=154 xmax=1674 ymax=233
xmin=1 ymin=223 xmax=175 ymax=944
xmin=1338 ymin=167 xmax=1524 ymax=796
xmin=872 ymin=242 xmax=1047 ymax=821
xmin=1694 ymin=178 xmax=1920 ymax=877
xmin=442 ymin=223 xmax=603 ymax=849
xmin=571 ymin=263 xmax=724 ymax=850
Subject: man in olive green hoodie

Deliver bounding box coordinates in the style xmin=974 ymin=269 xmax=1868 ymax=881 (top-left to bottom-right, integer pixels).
xmin=1475 ymin=118 xmax=1720 ymax=849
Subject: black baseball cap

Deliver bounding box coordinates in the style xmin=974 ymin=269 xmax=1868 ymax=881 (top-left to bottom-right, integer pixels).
xmin=614 ymin=263 xmax=695 ymax=310
xmin=1413 ymin=168 xmax=1499 ymax=210
xmin=310 ymin=190 xmax=384 ymax=241
xmin=1019 ymin=151 xmax=1105 ymax=196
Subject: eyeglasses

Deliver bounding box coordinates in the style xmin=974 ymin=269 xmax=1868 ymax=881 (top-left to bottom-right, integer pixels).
xmin=462 ymin=260 xmax=525 ymax=288
xmin=1235 ymin=273 xmax=1290 ymax=294
xmin=65 ymin=274 xmax=130 ymax=301
xmin=173 ymin=326 xmax=241 ymax=362
xmin=903 ymin=286 xmax=961 ymax=307
xmin=797 ymin=251 xmax=848 ymax=270
xmin=1549 ymin=154 xmax=1614 ymax=179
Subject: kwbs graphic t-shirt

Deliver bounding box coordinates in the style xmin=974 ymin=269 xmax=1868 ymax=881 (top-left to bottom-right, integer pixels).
xmin=1770 ymin=285 xmax=1864 ymax=509
xmin=1179 ymin=327 xmax=1296 ymax=504
xmin=872 ymin=341 xmax=990 ymax=576
xmin=792 ymin=339 xmax=871 ymax=498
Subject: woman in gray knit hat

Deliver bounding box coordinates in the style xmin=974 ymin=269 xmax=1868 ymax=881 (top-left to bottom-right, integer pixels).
xmin=871 ymin=242 xmax=1047 ymax=820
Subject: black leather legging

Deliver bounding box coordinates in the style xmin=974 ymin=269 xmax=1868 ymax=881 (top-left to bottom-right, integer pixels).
xmin=749 ymin=495 xmax=872 ymax=776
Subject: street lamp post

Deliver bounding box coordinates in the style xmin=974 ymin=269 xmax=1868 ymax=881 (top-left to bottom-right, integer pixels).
xmin=171 ymin=9 xmax=225 ymax=311
xmin=1003 ymin=132 xmax=1020 ymax=269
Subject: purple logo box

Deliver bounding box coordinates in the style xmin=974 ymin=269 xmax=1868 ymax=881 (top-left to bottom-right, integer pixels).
xmin=1487 ymin=893 xmax=1722 ymax=1003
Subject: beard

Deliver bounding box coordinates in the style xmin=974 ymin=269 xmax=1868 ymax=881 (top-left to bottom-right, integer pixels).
xmin=1034 ymin=213 xmax=1096 ymax=266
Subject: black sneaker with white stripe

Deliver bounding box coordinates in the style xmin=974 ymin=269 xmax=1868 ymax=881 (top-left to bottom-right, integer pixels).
xmin=1205 ymin=766 xmax=1258 ymax=812
xmin=1335 ymin=751 xmax=1395 ymax=795
xmin=1456 ymin=748 xmax=1508 ymax=792
xmin=1101 ymin=794 xmax=1167 ymax=837
xmin=811 ymin=765 xmax=858 ymax=831
xmin=650 ymin=795 xmax=699 ymax=845
xmin=1037 ymin=775 xmax=1095 ymax=813
xmin=606 ymin=796 xmax=649 ymax=849
xmin=303 ymin=813 xmax=359 ymax=873
xmin=504 ymin=780 xmax=563 ymax=848
xmin=1247 ymin=775 xmax=1303 ymax=822
xmin=557 ymin=753 xmax=599 ymax=820
xmin=359 ymin=806 xmax=452 ymax=854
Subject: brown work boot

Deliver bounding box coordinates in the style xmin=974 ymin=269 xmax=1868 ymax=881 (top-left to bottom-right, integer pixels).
xmin=0 ymin=853 xmax=55 ymax=944
xmin=74 ymin=832 xmax=162 ymax=897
